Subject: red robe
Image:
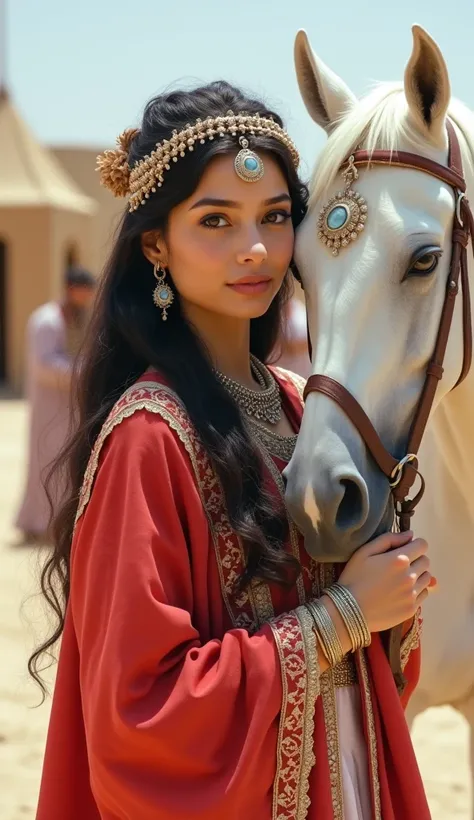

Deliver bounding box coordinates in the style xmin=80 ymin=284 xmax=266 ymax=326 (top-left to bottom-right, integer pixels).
xmin=36 ymin=368 xmax=429 ymax=820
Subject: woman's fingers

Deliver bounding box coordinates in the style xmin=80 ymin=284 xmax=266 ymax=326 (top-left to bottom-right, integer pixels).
xmin=414 ymin=571 xmax=432 ymax=597
xmin=397 ymin=537 xmax=428 ymax=564
xmin=361 ymin=529 xmax=414 ymax=556
xmin=408 ymin=554 xmax=430 ymax=578
xmin=416 ymin=588 xmax=429 ymax=606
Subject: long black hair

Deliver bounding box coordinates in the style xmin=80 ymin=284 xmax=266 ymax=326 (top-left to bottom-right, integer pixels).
xmin=29 ymin=80 xmax=309 ymax=694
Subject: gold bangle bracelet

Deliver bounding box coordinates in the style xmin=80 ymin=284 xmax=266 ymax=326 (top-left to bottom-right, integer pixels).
xmin=325 ymin=584 xmax=370 ymax=649
xmin=306 ymin=601 xmax=343 ymax=666
xmin=323 ymin=587 xmax=361 ymax=650
xmin=335 ymin=584 xmax=371 ymax=647
xmin=305 ymin=599 xmax=345 ymax=667
xmin=323 ymin=584 xmax=371 ymax=649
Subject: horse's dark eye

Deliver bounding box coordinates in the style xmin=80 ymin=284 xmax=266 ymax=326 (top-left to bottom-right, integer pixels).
xmin=412 ymin=253 xmax=439 ymax=273
xmin=405 ymin=246 xmax=442 ymax=279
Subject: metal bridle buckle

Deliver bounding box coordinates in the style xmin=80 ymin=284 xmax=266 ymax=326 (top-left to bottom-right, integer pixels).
xmin=456 ymin=190 xmax=466 ymax=227
xmin=389 ymin=453 xmax=417 ymax=489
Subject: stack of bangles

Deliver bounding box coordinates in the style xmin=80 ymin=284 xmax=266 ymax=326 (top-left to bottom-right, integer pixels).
xmin=305 ymin=583 xmax=371 ymax=667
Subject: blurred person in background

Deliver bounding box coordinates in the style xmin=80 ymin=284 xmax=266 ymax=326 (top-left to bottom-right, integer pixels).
xmin=14 ymin=266 xmax=96 ymax=543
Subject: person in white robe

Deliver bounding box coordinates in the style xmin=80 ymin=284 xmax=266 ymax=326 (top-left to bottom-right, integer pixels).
xmin=15 ymin=267 xmax=96 ymax=542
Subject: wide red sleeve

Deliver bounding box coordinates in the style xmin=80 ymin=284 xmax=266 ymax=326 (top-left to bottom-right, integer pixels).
xmin=70 ymin=411 xmax=306 ymax=819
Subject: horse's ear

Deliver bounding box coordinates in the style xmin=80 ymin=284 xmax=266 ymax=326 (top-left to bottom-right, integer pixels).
xmin=294 ymin=30 xmax=356 ymax=133
xmin=404 ymin=25 xmax=450 ymax=144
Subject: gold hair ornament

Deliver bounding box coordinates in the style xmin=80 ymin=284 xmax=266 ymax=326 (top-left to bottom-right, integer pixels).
xmin=96 ymin=128 xmax=140 ymax=198
xmin=96 ymin=113 xmax=299 ymax=213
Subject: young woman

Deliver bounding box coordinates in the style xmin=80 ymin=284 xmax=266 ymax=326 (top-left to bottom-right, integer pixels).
xmin=33 ymin=81 xmax=433 ymax=820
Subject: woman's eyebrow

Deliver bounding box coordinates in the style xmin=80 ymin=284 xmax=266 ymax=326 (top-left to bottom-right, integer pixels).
xmin=263 ymin=194 xmax=291 ymax=206
xmin=190 ymin=197 xmax=240 ymax=210
xmin=189 ymin=193 xmax=291 ymax=210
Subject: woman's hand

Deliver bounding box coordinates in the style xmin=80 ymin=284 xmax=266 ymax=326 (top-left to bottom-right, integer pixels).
xmin=338 ymin=530 xmax=435 ymax=633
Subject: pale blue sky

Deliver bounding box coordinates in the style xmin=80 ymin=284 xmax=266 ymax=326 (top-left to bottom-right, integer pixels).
xmin=6 ymin=0 xmax=474 ymax=176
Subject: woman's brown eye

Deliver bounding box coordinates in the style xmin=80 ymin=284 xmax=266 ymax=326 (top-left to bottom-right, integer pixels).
xmin=202 ymin=215 xmax=227 ymax=229
xmin=405 ymin=247 xmax=442 ymax=279
xmin=265 ymin=211 xmax=291 ymax=224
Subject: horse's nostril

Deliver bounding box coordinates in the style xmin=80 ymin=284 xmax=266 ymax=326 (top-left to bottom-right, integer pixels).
xmin=335 ymin=478 xmax=367 ymax=533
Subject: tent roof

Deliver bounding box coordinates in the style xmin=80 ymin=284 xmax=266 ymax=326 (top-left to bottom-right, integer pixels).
xmin=0 ymin=88 xmax=96 ymax=214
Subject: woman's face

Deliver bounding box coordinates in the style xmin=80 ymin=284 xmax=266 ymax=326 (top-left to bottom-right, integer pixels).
xmin=156 ymin=152 xmax=294 ymax=321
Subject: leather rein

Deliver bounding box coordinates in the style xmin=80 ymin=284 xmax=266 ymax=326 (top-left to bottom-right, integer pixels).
xmin=303 ymin=120 xmax=474 ymax=691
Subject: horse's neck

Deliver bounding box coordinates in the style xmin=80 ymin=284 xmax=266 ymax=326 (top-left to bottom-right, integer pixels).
xmin=422 ymin=376 xmax=474 ymax=514
xmin=416 ymin=381 xmax=474 ymax=590
xmin=423 ymin=131 xmax=474 ymax=511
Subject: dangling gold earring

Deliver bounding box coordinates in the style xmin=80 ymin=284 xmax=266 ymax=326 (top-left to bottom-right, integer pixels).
xmin=152 ymin=263 xmax=174 ymax=321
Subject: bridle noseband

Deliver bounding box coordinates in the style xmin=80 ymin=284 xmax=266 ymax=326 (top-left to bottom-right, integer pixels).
xmin=303 ymin=120 xmax=474 ymax=691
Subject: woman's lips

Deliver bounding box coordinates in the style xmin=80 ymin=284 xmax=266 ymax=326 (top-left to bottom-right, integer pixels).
xmin=227 ymin=277 xmax=272 ymax=295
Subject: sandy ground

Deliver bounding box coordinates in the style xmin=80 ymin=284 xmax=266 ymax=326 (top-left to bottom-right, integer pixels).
xmin=0 ymin=397 xmax=471 ymax=819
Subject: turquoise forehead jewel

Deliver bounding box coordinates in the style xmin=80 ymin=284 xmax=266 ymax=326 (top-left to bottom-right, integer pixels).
xmin=244 ymin=156 xmax=259 ymax=171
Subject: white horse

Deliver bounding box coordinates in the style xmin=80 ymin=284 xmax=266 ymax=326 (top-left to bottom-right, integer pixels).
xmin=285 ymin=25 xmax=474 ymax=807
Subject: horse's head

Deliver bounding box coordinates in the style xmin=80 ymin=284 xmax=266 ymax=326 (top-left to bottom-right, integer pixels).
xmin=285 ymin=26 xmax=474 ymax=560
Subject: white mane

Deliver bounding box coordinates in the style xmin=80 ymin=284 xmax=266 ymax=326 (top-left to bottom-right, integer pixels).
xmin=309 ymin=83 xmax=474 ymax=206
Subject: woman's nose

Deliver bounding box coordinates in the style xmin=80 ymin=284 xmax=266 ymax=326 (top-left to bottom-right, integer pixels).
xmin=236 ymin=236 xmax=267 ymax=266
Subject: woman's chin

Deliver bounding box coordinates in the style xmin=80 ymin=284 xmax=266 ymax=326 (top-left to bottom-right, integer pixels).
xmin=232 ymin=303 xmax=275 ymax=320
xmin=223 ymin=292 xmax=278 ymax=319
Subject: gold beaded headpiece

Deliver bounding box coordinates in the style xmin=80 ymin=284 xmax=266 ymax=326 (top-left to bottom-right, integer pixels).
xmin=96 ymin=112 xmax=300 ymax=213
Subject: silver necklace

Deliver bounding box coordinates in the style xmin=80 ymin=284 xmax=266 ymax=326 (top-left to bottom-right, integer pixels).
xmin=248 ymin=417 xmax=298 ymax=461
xmin=214 ymin=355 xmax=282 ymax=425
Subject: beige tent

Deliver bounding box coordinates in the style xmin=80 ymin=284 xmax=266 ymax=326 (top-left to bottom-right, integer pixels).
xmin=0 ymin=86 xmax=97 ymax=389
xmin=52 ymin=145 xmax=124 ymax=274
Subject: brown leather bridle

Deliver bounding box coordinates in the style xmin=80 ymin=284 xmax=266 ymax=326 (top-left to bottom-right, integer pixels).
xmin=303 ymin=121 xmax=474 ymax=692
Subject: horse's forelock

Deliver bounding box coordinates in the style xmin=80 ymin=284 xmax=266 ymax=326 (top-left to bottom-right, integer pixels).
xmin=308 ymin=83 xmax=474 ymax=207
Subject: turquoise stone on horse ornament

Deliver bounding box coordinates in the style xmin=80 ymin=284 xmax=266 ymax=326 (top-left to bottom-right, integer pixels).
xmin=327 ymin=204 xmax=349 ymax=230
xmin=318 ymin=155 xmax=368 ymax=255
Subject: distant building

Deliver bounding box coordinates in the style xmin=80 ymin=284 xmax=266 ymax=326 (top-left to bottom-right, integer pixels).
xmin=0 ymin=86 xmax=122 ymax=390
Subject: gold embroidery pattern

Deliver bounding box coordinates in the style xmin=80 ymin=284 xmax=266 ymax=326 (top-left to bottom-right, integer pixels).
xmin=249 ymin=577 xmax=275 ymax=624
xmin=320 ymin=669 xmax=344 ymax=820
xmin=270 ymin=607 xmax=319 ymax=820
xmin=317 ymin=563 xmax=346 ymax=818
xmin=358 ymin=650 xmax=382 ymax=820
xmin=400 ymin=609 xmax=422 ymax=672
